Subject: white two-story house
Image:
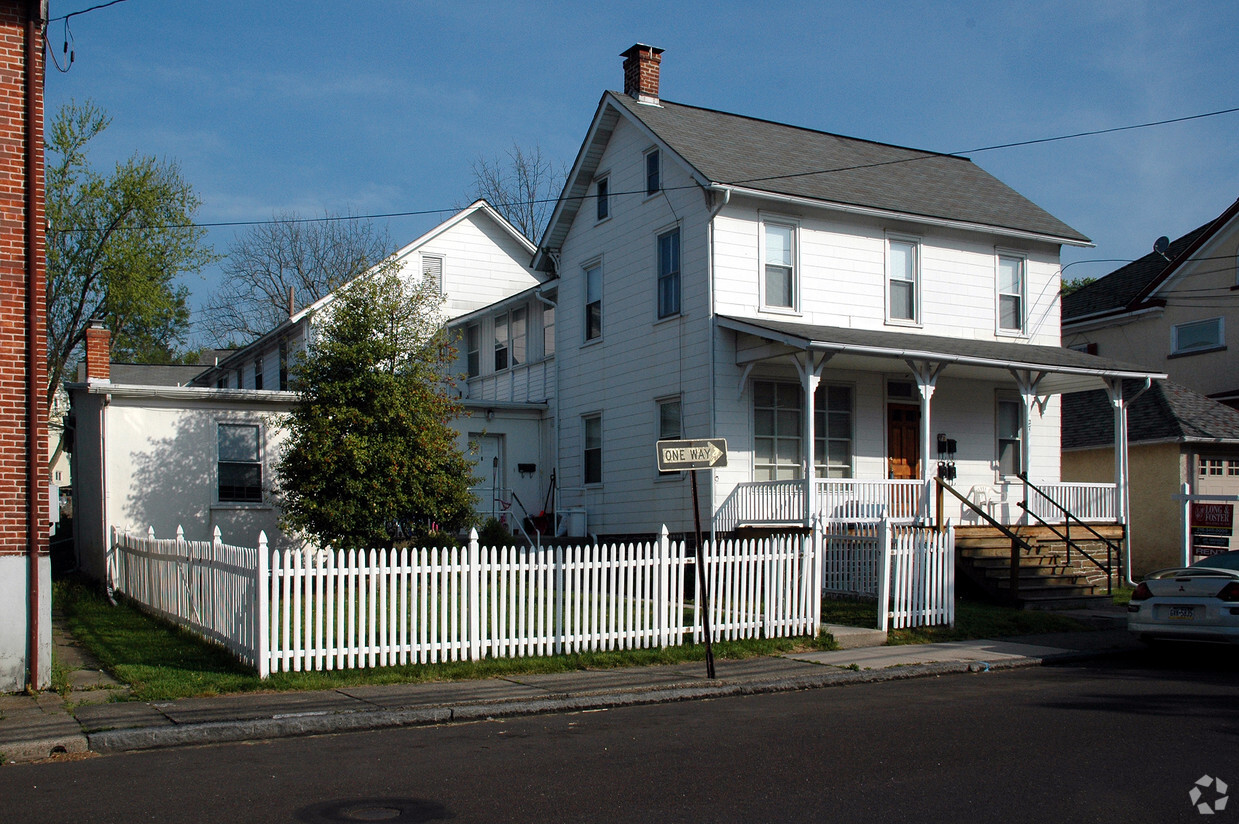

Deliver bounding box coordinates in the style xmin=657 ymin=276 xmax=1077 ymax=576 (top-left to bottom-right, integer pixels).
xmin=455 ymin=44 xmax=1164 ymax=547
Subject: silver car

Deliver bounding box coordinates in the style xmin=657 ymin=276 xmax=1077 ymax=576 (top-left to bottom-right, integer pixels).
xmin=1129 ymin=550 xmax=1239 ymax=644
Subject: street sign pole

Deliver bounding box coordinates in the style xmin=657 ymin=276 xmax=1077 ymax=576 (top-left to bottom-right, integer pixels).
xmin=690 ymin=470 xmax=715 ymax=679
xmin=657 ymin=439 xmax=727 ymax=680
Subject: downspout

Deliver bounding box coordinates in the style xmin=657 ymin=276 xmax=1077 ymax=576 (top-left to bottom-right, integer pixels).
xmin=25 ymin=0 xmax=45 ymax=692
xmin=532 ymin=284 xmax=557 ymax=515
xmin=706 ymin=187 xmax=730 ymax=544
xmin=1122 ymin=377 xmax=1152 ymax=586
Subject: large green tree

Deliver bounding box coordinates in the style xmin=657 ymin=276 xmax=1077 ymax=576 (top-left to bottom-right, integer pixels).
xmin=275 ymin=262 xmax=477 ymax=548
xmin=46 ymin=100 xmax=214 ymax=404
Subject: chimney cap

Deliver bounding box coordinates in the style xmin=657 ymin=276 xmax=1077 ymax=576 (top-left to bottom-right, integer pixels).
xmin=620 ymin=43 xmax=664 ymax=58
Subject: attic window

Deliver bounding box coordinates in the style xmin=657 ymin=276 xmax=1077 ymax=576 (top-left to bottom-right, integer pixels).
xmin=423 ymin=255 xmax=444 ymax=293
xmin=1172 ymin=317 xmax=1223 ymax=355
xmin=645 ymin=150 xmax=660 ymax=196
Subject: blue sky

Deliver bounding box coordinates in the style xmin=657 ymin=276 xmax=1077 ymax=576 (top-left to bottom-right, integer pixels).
xmin=46 ymin=0 xmax=1239 ymax=347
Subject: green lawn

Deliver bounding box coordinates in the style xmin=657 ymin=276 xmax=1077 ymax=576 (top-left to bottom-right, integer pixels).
xmin=820 ymin=595 xmax=1093 ymax=645
xmin=56 ymin=577 xmax=835 ymax=702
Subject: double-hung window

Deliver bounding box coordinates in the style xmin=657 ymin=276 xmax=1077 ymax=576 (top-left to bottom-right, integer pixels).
xmin=996 ymin=397 xmax=1023 ymax=477
xmin=814 ymin=384 xmax=854 ymax=478
xmin=218 ymin=423 xmax=262 ymax=503
xmin=1172 ymin=318 xmax=1223 ymax=355
xmin=465 ymin=323 xmax=480 ymax=377
xmin=596 ymin=176 xmax=610 ymax=221
xmin=753 ymin=381 xmax=802 ymax=481
xmin=493 ymin=307 xmax=527 ymax=371
xmin=887 ymin=238 xmax=919 ymax=324
xmin=542 ymin=305 xmax=555 ymax=358
xmin=583 ymin=414 xmax=602 ymax=485
xmin=278 ymin=339 xmax=289 ymax=390
xmin=584 ymin=264 xmax=602 ymax=341
xmin=253 ymin=357 xmax=264 ymax=391
xmin=763 ymin=222 xmax=796 ymax=310
xmin=657 ymin=397 xmax=682 ymax=477
xmin=997 ymin=254 xmax=1026 ymax=334
xmin=645 ymin=150 xmax=660 ymax=196
xmin=657 ymin=228 xmax=681 ymax=318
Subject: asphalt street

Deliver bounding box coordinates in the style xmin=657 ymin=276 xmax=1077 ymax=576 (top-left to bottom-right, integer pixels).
xmin=4 ymin=648 xmax=1237 ymax=824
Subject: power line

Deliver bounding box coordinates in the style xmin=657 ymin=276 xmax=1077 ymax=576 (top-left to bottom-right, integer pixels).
xmin=47 ymin=101 xmax=1239 ymax=236
xmin=48 ymin=0 xmax=131 ymax=23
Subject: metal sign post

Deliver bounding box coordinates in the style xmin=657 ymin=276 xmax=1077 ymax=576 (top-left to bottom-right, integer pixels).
xmin=657 ymin=439 xmax=728 ymax=679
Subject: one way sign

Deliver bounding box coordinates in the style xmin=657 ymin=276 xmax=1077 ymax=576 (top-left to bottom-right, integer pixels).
xmin=656 ymin=438 xmax=728 ymax=472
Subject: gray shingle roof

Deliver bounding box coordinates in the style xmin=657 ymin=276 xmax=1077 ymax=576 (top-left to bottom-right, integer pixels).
xmin=1063 ymin=379 xmax=1239 ymax=449
xmin=608 ymin=93 xmax=1089 ymax=243
xmin=108 ymin=363 xmax=209 ymax=386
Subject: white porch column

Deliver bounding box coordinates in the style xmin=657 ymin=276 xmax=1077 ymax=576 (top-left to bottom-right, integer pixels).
xmin=1105 ymin=377 xmax=1128 ymax=526
xmin=795 ymin=352 xmax=830 ymax=527
xmin=906 ymin=359 xmax=944 ymax=523
xmin=1011 ymin=370 xmax=1047 ymax=525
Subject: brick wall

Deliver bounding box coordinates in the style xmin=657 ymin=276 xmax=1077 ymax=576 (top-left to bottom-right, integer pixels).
xmin=0 ymin=0 xmax=46 ymax=559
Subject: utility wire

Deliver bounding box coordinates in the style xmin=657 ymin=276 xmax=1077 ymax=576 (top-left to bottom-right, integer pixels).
xmin=48 ymin=0 xmax=130 ymax=23
xmin=47 ymin=101 xmax=1239 ymax=235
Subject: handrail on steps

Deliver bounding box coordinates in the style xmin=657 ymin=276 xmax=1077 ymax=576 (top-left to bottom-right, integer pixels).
xmin=935 ymin=478 xmax=1034 ymax=603
xmin=1017 ymin=472 xmax=1119 ymax=595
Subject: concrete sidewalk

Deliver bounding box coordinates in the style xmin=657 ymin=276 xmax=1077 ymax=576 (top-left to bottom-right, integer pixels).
xmin=0 ymin=612 xmax=1138 ymax=765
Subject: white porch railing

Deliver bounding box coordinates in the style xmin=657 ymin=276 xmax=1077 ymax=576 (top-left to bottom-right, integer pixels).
xmin=717 ymin=478 xmax=1117 ymax=532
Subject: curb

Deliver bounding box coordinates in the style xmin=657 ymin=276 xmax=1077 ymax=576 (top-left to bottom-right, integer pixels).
xmin=85 ymin=649 xmax=1106 ymax=755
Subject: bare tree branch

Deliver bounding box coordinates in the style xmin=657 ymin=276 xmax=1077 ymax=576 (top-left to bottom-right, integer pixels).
xmin=469 ymin=143 xmax=565 ymax=242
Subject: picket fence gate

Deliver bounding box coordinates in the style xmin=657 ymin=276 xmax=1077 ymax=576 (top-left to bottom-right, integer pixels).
xmin=110 ymin=526 xmax=820 ymax=678
xmin=820 ymin=519 xmax=955 ymax=630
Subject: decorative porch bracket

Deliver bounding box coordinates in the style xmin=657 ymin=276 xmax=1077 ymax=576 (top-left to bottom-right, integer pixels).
xmin=906 ymin=359 xmax=945 ymax=524
xmin=795 ymin=350 xmax=833 ymax=525
xmin=1009 ymin=369 xmax=1047 ymax=526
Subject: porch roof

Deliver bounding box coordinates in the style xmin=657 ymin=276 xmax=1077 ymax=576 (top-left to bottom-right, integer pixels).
xmin=718 ymin=315 xmax=1166 ymax=395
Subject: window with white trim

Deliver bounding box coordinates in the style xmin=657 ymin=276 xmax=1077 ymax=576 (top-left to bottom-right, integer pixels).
xmin=218 ymin=423 xmax=262 ymax=503
xmin=996 ymin=397 xmax=1023 ymax=477
xmin=814 ymin=384 xmax=854 ymax=478
xmin=887 ymin=238 xmax=919 ymax=323
xmin=254 ymin=357 xmax=264 ymax=391
xmin=997 ymin=254 xmax=1025 ymax=333
xmin=583 ymin=414 xmax=602 ymax=485
xmin=542 ymin=304 xmax=555 ymax=358
xmin=645 ymin=149 xmax=660 ymax=196
xmin=584 ymin=264 xmax=602 ymax=341
xmin=1172 ymin=317 xmax=1223 ymax=354
xmin=465 ymin=323 xmax=480 ymax=377
xmin=596 ymin=176 xmax=609 ymax=221
xmin=763 ymin=222 xmax=796 ymax=310
xmin=657 ymin=228 xmax=680 ymax=318
xmin=657 ymin=397 xmax=682 ymax=476
xmin=493 ymin=306 xmax=527 ymax=371
xmin=754 ymin=381 xmax=802 ymax=481
xmin=422 ymin=254 xmax=444 ymax=293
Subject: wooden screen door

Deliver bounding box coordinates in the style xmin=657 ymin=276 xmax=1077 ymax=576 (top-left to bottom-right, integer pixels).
xmin=887 ymin=404 xmax=921 ymax=480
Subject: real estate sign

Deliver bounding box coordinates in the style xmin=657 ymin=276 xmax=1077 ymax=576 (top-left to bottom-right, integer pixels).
xmin=1191 ymin=502 xmax=1234 ymax=557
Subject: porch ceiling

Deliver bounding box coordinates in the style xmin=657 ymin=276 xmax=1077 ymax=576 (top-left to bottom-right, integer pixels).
xmin=718 ymin=315 xmax=1166 ymax=395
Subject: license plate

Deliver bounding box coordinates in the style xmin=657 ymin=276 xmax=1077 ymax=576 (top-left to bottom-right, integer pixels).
xmin=1168 ymin=605 xmax=1196 ymax=620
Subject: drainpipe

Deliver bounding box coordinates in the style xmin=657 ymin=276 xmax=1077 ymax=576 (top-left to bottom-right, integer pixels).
xmin=25 ymin=0 xmax=45 ymax=692
xmin=533 ymin=284 xmax=559 ymax=504
xmin=706 ymin=187 xmax=730 ymax=543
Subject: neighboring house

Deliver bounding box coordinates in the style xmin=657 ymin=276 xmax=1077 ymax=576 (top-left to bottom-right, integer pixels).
xmin=70 ymin=202 xmax=545 ymax=580
xmin=1063 ymin=380 xmax=1239 ymax=575
xmin=68 ymin=322 xmax=300 ymax=583
xmin=451 ymin=44 xmax=1164 ymax=545
xmin=1062 ymin=195 xmax=1239 ymax=409
xmin=192 ymin=200 xmax=540 ymax=394
xmin=0 ymin=1 xmax=47 ymax=692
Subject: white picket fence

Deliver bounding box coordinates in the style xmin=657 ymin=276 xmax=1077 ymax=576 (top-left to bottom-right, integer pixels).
xmin=110 ymin=526 xmax=820 ymax=678
xmin=821 ymin=519 xmax=955 ymax=630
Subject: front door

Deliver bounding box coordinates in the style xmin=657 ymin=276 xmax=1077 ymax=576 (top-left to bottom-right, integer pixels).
xmin=469 ymin=434 xmax=505 ymax=523
xmin=887 ymin=404 xmax=920 ymax=480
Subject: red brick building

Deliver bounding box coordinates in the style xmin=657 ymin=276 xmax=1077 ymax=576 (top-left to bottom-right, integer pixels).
xmin=0 ymin=0 xmax=46 ymax=692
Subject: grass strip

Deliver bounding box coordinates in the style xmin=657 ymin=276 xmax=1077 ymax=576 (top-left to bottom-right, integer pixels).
xmin=820 ymin=596 xmax=1092 ymax=645
xmin=56 ymin=577 xmax=835 ymax=702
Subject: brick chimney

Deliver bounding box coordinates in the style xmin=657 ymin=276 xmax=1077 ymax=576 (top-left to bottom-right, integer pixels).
xmin=621 ymin=43 xmax=663 ymax=105
xmin=84 ymin=318 xmax=110 ymax=381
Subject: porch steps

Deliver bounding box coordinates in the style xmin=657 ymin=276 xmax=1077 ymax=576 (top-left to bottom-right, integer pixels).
xmin=821 ymin=624 xmax=888 ymax=650
xmin=955 ymin=525 xmax=1124 ymax=611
